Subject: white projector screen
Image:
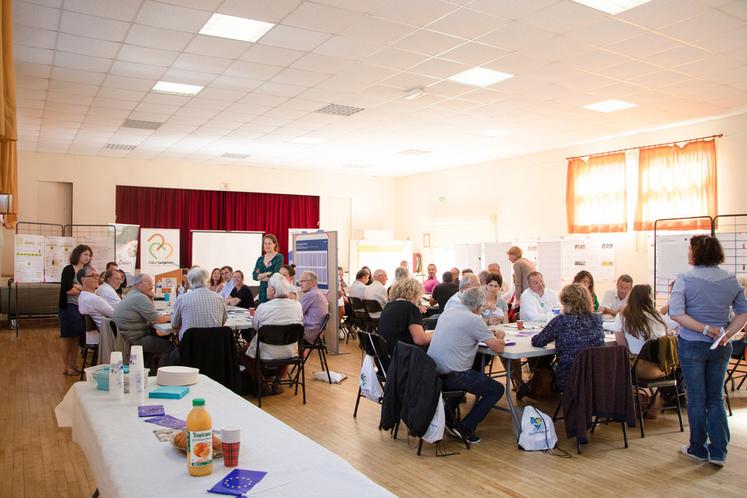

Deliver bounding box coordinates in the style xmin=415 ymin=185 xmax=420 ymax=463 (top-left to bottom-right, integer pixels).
xmin=191 ymin=231 xmax=265 ymax=284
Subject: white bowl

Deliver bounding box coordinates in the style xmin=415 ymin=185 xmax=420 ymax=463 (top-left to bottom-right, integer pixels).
xmin=156 ymin=366 xmax=199 ymax=386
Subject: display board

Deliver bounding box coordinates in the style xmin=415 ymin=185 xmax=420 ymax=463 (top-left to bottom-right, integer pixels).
xmin=140 ymin=228 xmax=180 ymax=275
xmin=454 ymin=243 xmax=482 ymax=272
xmin=114 ymin=223 xmax=139 ymax=273
xmin=191 ymin=231 xmax=264 ymax=284
xmin=536 ymin=238 xmax=616 ymax=292
xmin=349 ymin=240 xmax=413 ymax=285
xmin=65 ymin=225 xmax=116 ymax=273
xmin=287 ymin=228 xmax=319 ymax=264
xmin=14 ymin=235 xmax=45 ymax=283
xmin=44 ymin=236 xmax=75 ymax=282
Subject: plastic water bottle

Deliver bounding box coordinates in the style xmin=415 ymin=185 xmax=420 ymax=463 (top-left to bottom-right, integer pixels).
xmin=109 ymin=351 xmax=125 ymax=400
xmin=129 ymin=345 xmax=146 ymax=403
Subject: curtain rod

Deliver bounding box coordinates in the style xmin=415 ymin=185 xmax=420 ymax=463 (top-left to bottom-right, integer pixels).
xmin=565 ymin=134 xmax=723 ymax=161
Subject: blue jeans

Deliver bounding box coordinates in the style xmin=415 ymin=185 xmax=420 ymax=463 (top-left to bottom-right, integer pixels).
xmin=678 ymin=338 xmax=732 ymax=460
xmin=442 ymin=369 xmax=504 ymax=434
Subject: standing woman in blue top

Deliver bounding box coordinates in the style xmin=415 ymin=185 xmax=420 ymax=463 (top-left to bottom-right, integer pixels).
xmin=58 ymin=244 xmax=92 ymax=376
xmin=670 ymin=235 xmax=747 ymax=467
xmin=253 ymin=234 xmax=283 ymax=304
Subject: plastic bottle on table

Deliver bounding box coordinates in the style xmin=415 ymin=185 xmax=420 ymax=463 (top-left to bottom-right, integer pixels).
xmin=128 ymin=345 xmax=146 ymax=403
xmin=109 ymin=351 xmax=125 ymax=400
xmin=186 ymin=398 xmax=213 ymax=477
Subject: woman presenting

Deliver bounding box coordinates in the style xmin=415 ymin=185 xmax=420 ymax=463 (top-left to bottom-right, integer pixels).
xmin=253 ymin=234 xmax=283 ymax=304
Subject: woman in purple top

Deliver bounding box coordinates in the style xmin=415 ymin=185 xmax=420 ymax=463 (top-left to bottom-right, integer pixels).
xmin=531 ymin=284 xmax=604 ymax=391
xmin=670 ymin=235 xmax=747 ymax=466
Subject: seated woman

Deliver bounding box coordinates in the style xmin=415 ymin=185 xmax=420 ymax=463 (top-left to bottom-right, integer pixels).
xmin=613 ymin=284 xmax=671 ymax=379
xmin=225 ymin=270 xmax=254 ymax=309
xmin=278 ymin=264 xmax=298 ymax=300
xmin=573 ymin=270 xmax=599 ymax=312
xmin=531 ymin=284 xmax=605 ymax=392
xmin=483 ymin=272 xmax=507 ymax=323
xmin=207 ymin=267 xmax=224 ymax=293
xmin=96 ymin=268 xmax=123 ymax=309
xmin=377 ymin=277 xmax=431 ymax=371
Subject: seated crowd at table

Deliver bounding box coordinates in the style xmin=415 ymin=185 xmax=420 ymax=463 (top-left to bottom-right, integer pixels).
xmin=59 ymin=237 xmax=747 ymax=466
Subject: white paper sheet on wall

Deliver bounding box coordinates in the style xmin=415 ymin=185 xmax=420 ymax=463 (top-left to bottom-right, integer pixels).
xmin=45 ymin=236 xmax=75 ymax=282
xmin=14 ymin=235 xmax=45 ymax=283
xmin=537 ymin=241 xmax=563 ymax=291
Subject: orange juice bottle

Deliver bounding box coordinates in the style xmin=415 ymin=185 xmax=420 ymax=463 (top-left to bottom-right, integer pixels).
xmin=186 ymin=398 xmax=213 ymax=476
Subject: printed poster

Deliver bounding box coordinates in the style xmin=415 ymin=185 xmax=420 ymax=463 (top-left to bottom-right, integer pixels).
xmin=114 ymin=223 xmax=140 ymax=273
xmin=140 ymin=228 xmax=180 ymax=275
xmin=14 ymin=235 xmax=45 ymax=283
xmin=76 ymin=232 xmax=116 ymax=273
xmin=44 ymin=236 xmax=76 ymax=282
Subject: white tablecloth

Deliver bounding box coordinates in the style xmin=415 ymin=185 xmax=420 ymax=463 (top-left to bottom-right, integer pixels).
xmin=56 ymin=375 xmax=393 ymax=497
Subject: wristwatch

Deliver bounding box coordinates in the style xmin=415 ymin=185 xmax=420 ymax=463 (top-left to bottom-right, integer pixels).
xmin=702 ymin=325 xmax=710 ymax=336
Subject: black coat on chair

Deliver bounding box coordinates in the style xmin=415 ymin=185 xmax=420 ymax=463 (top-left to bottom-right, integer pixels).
xmin=179 ymin=327 xmax=240 ymax=393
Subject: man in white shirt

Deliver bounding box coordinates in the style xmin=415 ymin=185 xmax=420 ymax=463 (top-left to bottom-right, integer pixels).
xmin=444 ymin=272 xmax=481 ymax=311
xmin=601 ymin=274 xmax=633 ymax=317
xmin=363 ymin=269 xmax=388 ymax=318
xmin=520 ymin=271 xmax=559 ymax=322
xmin=171 ymin=266 xmax=228 ymax=341
xmin=218 ymin=265 xmax=235 ymax=298
xmin=77 ymin=267 xmax=115 ymax=346
xmin=96 ymin=268 xmax=123 ymax=309
xmin=348 ymin=269 xmax=369 ymax=300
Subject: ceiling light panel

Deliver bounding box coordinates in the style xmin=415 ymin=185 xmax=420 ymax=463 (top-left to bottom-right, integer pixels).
xmin=582 ymin=99 xmax=638 ymax=112
xmin=570 ymin=1 xmax=653 ymax=16
xmin=447 ymin=67 xmax=513 ymax=87
xmin=316 ymin=103 xmax=365 ymax=116
xmin=152 ymin=81 xmax=204 ymax=96
xmin=199 ymin=13 xmax=275 ymax=43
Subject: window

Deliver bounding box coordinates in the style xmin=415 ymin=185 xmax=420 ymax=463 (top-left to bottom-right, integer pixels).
xmin=634 ymin=139 xmax=717 ymax=231
xmin=566 ymin=152 xmax=627 ymax=233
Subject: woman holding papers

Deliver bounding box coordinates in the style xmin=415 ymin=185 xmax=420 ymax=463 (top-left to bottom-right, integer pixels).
xmin=253 ymin=234 xmax=284 ymax=305
xmin=669 ymin=235 xmax=747 ymax=467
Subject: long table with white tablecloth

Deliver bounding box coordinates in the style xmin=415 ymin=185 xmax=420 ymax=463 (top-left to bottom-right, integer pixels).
xmin=56 ymin=375 xmax=393 ymax=497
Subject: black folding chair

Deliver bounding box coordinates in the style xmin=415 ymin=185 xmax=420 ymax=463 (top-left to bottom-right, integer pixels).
xmin=80 ymin=315 xmax=99 ymax=380
xmin=300 ymin=314 xmax=332 ymax=384
xmin=726 ymin=338 xmax=747 ymax=391
xmin=255 ymin=323 xmax=306 ymax=408
xmin=353 ymin=331 xmax=390 ymax=417
xmin=349 ymin=297 xmax=373 ymax=332
xmin=631 ymin=337 xmax=684 ymax=438
xmin=179 ymin=327 xmax=240 ymax=393
xmin=363 ymin=299 xmax=383 ymax=329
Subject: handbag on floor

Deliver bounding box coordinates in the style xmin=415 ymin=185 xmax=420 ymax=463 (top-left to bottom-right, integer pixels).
xmin=518 ymin=405 xmax=558 ymax=451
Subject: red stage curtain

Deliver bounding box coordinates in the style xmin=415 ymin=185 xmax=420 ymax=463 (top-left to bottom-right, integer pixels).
xmin=115 ymin=186 xmax=320 ymax=267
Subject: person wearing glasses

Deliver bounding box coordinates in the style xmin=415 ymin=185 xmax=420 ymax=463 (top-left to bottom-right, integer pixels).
xmin=299 ymin=271 xmax=329 ymax=343
xmin=77 ymin=266 xmax=115 ymax=347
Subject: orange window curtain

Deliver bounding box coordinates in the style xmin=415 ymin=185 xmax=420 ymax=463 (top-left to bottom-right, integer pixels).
xmin=566 ymin=152 xmax=627 ymax=233
xmin=0 ymin=0 xmax=17 ymax=228
xmin=634 ymin=139 xmax=717 ymax=231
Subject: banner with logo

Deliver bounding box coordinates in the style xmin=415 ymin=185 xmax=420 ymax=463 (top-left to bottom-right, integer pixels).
xmin=140 ymin=228 xmax=180 ymax=275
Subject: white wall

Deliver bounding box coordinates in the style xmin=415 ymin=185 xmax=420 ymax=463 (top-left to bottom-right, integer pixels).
xmin=394 ymin=112 xmax=747 ymax=294
xmin=3 ymin=152 xmax=396 ymax=275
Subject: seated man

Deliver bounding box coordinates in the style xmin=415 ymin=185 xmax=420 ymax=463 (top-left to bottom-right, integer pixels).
xmin=427 ymin=287 xmax=505 ymax=444
xmin=96 ymin=268 xmax=123 ymax=308
xmin=444 ymin=272 xmax=481 ymax=311
xmin=348 ymin=269 xmax=369 ymax=300
xmin=519 ymin=271 xmax=559 ymax=323
xmin=423 ymin=264 xmax=439 ymax=294
xmin=601 ymin=274 xmax=633 ymax=317
xmin=299 ymin=271 xmax=329 ymax=343
xmin=218 ymin=265 xmax=235 ymax=298
xmin=77 ymin=266 xmax=115 ymax=345
xmin=112 ymin=273 xmax=173 ymax=367
xmin=430 ymin=271 xmax=459 ymax=310
xmin=363 ymin=269 xmax=388 ymax=318
xmin=243 ymin=274 xmax=303 ymax=394
xmin=171 ymin=266 xmax=228 ymax=341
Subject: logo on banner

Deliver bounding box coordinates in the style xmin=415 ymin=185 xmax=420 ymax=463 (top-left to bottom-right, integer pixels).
xmin=147 ymin=233 xmax=175 ymax=262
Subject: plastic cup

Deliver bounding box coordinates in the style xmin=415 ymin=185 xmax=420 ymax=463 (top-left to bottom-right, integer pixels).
xmin=516 ymin=320 xmax=524 ymax=331
xmin=249 ymin=307 xmax=255 ymax=317
xmin=222 ymin=427 xmax=241 ymax=467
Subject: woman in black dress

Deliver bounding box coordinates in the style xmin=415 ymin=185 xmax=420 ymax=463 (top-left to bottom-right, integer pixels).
xmin=59 ymin=244 xmax=92 ymax=375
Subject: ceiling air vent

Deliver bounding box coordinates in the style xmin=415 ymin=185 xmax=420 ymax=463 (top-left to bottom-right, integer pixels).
xmin=316 ymin=103 xmax=364 ymax=117
xmin=105 ymin=143 xmax=137 ymax=151
xmin=122 ymin=119 xmax=162 ymax=130
xmin=399 ymin=149 xmax=431 ymax=155
xmin=221 ymin=153 xmax=251 ymax=159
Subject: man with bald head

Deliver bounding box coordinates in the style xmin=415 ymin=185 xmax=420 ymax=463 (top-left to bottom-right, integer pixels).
xmin=444 ymin=272 xmax=481 ymax=311
xmin=363 ymin=269 xmax=388 ymax=318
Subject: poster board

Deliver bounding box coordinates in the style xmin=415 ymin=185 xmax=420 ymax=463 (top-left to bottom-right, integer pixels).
xmin=114 ymin=223 xmax=139 ymax=273
xmin=349 ymin=240 xmax=413 ymax=286
xmin=140 ymin=228 xmax=181 ymax=275
xmin=293 ymin=231 xmax=339 ymax=353
xmin=14 ymin=235 xmax=45 ymax=283
xmin=44 ymin=236 xmax=75 ymax=283
xmin=287 ymin=228 xmax=319 ymax=264
xmin=454 ymin=243 xmax=482 ymax=272
xmin=69 ymin=226 xmax=116 ymax=273
xmin=155 ymin=269 xmax=182 ymax=298
xmin=191 ymin=231 xmax=265 ymax=284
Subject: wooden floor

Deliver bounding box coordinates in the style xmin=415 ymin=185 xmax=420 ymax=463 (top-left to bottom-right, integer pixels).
xmin=2 ymin=324 xmax=746 ymax=497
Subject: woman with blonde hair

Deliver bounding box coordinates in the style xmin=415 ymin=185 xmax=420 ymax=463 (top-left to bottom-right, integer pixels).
xmin=377 ymin=278 xmax=431 ymax=370
xmin=531 ymin=284 xmax=604 ymax=391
